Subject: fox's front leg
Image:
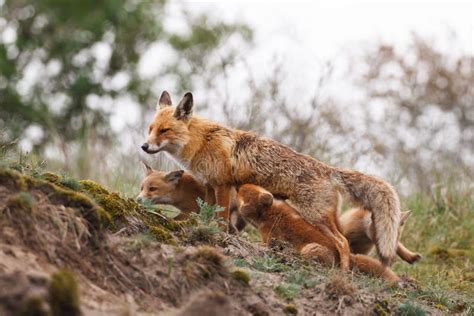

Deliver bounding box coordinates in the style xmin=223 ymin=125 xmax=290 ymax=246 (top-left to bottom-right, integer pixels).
xmin=214 ymin=184 xmax=232 ymax=222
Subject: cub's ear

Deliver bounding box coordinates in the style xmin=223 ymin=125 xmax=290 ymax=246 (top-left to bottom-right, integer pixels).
xmin=400 ymin=210 xmax=411 ymax=226
xmin=165 ymin=170 xmax=185 ymax=185
xmin=259 ymin=192 xmax=273 ymax=207
xmin=157 ymin=90 xmax=172 ymax=109
xmin=142 ymin=161 xmax=154 ymax=176
xmin=174 ymin=92 xmax=193 ymax=120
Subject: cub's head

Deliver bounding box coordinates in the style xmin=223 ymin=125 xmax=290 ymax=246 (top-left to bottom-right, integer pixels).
xmin=236 ymin=184 xmax=274 ymax=226
xmin=141 ymin=91 xmax=194 ymax=155
xmin=136 ymin=162 xmax=185 ymax=205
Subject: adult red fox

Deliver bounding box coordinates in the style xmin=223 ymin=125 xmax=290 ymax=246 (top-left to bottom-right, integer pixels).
xmin=142 ymin=91 xmax=401 ymax=266
xmin=236 ymin=184 xmax=401 ymax=284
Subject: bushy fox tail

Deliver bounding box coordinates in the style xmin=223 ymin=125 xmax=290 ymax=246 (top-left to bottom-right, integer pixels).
xmin=350 ymin=254 xmax=400 ymax=284
xmin=335 ymin=169 xmax=401 ymax=266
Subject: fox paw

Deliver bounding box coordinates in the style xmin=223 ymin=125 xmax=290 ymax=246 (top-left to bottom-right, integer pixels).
xmin=406 ymin=253 xmax=422 ymax=264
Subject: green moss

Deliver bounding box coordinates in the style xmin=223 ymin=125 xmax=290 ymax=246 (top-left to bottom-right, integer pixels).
xmin=231 ymin=268 xmax=250 ymax=285
xmin=19 ymin=297 xmax=48 ymax=316
xmin=13 ymin=174 xmax=112 ymax=230
xmin=283 ymin=304 xmax=298 ymax=315
xmin=6 ymin=192 xmax=35 ymax=211
xmin=49 ymin=269 xmax=81 ymax=316
xmin=40 ymin=172 xmax=61 ymax=184
xmin=80 ymin=179 xmax=183 ymax=240
xmin=372 ymin=300 xmax=390 ymax=316
xmin=149 ymin=225 xmax=176 ymax=244
xmin=80 ymin=179 xmax=139 ymax=222
xmin=80 ymin=179 xmax=110 ymax=196
xmin=0 ymin=167 xmax=28 ymax=190
xmin=39 ymin=180 xmax=110 ymax=229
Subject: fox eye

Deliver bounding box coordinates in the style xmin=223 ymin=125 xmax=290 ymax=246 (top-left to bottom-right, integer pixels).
xmin=159 ymin=128 xmax=170 ymax=134
xmin=148 ymin=126 xmax=152 ymax=134
xmin=149 ymin=187 xmax=158 ymax=192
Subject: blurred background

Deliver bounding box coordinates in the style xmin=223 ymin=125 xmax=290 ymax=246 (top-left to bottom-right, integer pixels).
xmin=0 ymin=0 xmax=473 ymax=195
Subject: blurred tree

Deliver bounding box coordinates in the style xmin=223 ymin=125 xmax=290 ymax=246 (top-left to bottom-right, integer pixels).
xmin=356 ymin=34 xmax=474 ymax=191
xmin=0 ymin=0 xmax=252 ymax=173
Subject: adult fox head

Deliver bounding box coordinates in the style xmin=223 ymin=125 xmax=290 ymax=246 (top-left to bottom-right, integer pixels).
xmin=136 ymin=161 xmax=185 ymax=204
xmin=141 ymin=91 xmax=194 ymax=155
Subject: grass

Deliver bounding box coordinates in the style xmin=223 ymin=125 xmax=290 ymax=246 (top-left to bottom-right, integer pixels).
xmin=391 ymin=186 xmax=474 ymax=309
xmin=396 ymin=302 xmax=427 ymax=316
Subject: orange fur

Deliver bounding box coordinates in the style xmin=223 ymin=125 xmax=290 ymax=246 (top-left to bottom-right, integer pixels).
xmin=339 ymin=208 xmax=422 ymax=264
xmin=142 ymin=91 xmax=401 ymax=266
xmin=137 ymin=163 xmax=246 ymax=230
xmin=236 ymin=184 xmax=401 ymax=284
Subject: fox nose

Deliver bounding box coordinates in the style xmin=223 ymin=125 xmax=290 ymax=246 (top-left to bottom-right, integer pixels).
xmin=141 ymin=143 xmax=149 ymax=152
xmin=136 ymin=196 xmax=143 ymax=203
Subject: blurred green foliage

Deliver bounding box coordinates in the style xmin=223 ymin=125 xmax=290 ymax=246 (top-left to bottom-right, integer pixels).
xmin=0 ymin=0 xmax=252 ymax=151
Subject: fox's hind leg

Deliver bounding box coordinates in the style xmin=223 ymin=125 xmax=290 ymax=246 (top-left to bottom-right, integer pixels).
xmin=397 ymin=242 xmax=422 ymax=264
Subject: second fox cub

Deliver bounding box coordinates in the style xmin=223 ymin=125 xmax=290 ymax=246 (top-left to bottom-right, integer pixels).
xmin=236 ymin=184 xmax=401 ymax=284
xmin=339 ymin=208 xmax=422 ymax=264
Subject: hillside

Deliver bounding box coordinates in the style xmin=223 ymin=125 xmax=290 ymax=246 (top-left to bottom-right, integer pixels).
xmin=0 ymin=165 xmax=472 ymax=315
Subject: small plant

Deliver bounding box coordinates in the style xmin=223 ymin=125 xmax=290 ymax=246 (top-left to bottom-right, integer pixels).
xmin=186 ymin=198 xmax=225 ymax=244
xmin=233 ymin=258 xmax=247 ymax=267
xmin=6 ymin=192 xmax=36 ymax=211
xmin=397 ymin=302 xmax=426 ymax=316
xmin=251 ymin=254 xmax=288 ymax=273
xmin=286 ymin=270 xmax=318 ymax=288
xmin=59 ymin=174 xmax=82 ymax=191
xmin=195 ymin=197 xmax=225 ymax=224
xmin=274 ymin=282 xmax=301 ymax=300
xmin=325 ymin=274 xmax=356 ymax=299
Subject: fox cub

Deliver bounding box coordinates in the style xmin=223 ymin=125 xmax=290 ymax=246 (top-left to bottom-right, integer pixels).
xmin=236 ymin=184 xmax=401 ymax=284
xmin=137 ymin=163 xmax=245 ymax=229
xmin=339 ymin=208 xmax=421 ymax=264
xmin=143 ymin=91 xmax=401 ymax=266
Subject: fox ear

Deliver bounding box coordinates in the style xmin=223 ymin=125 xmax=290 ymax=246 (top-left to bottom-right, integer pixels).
xmin=165 ymin=170 xmax=184 ymax=185
xmin=174 ymin=92 xmax=193 ymax=120
xmin=158 ymin=91 xmax=172 ymax=109
xmin=400 ymin=211 xmax=411 ymax=225
xmin=142 ymin=161 xmax=154 ymax=176
xmin=259 ymin=192 xmax=273 ymax=207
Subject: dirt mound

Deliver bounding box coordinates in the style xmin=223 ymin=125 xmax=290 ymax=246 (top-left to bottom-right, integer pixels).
xmin=0 ymin=166 xmax=462 ymax=315
xmin=0 ymin=167 xmax=277 ymax=314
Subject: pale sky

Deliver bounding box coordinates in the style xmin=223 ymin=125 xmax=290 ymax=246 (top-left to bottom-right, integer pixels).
xmin=158 ymin=0 xmax=474 ymax=109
